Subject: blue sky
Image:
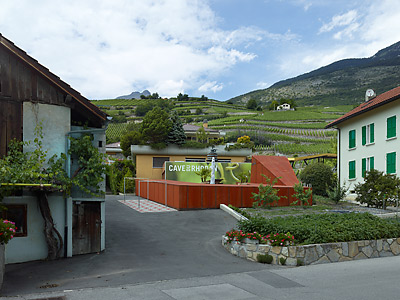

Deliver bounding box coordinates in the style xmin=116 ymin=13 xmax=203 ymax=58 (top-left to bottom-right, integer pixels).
xmin=1 ymin=0 xmax=400 ymax=101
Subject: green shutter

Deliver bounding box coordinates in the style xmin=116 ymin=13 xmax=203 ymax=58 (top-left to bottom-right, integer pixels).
xmin=370 ymin=123 xmax=374 ymax=143
xmin=370 ymin=156 xmax=374 ymax=170
xmin=362 ymin=126 xmax=366 ymax=145
xmin=349 ymin=130 xmax=356 ymax=149
xmin=349 ymin=160 xmax=356 ymax=179
xmin=362 ymin=158 xmax=366 ymax=177
xmin=387 ymin=116 xmax=396 ymax=139
xmin=387 ymin=152 xmax=396 ymax=174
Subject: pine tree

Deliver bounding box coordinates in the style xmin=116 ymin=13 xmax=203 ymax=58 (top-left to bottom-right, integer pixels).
xmin=167 ymin=111 xmax=187 ymax=145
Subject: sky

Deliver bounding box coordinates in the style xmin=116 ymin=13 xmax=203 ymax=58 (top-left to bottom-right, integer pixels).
xmin=1 ymin=0 xmax=400 ymax=101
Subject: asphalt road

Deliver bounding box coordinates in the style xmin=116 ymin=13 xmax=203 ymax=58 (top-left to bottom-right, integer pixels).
xmin=1 ymin=195 xmax=273 ymax=296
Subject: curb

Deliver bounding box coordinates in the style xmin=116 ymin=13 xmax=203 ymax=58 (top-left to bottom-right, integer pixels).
xmin=220 ymin=204 xmax=248 ymax=221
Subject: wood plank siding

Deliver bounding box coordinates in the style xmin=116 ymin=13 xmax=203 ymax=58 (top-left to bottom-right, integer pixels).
xmin=0 ymin=33 xmax=108 ymax=157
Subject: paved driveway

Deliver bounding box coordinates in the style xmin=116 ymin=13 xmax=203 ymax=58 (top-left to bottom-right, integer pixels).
xmin=2 ymin=195 xmax=272 ymax=296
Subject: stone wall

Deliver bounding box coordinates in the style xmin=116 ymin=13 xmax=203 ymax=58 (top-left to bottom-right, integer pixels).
xmin=222 ymin=236 xmax=400 ymax=266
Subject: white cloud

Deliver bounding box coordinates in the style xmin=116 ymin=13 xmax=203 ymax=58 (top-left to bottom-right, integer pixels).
xmin=0 ymin=0 xmax=261 ymax=99
xmin=319 ymin=10 xmax=359 ymax=34
xmin=198 ymin=81 xmax=223 ymax=93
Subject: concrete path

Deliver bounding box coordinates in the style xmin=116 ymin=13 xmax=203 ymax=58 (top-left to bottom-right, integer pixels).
xmin=1 ymin=195 xmax=272 ymax=296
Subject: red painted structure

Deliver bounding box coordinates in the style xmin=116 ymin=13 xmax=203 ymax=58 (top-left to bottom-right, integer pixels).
xmin=135 ymin=155 xmax=312 ymax=210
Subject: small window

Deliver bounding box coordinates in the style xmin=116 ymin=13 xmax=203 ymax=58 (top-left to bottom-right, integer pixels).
xmin=362 ymin=123 xmax=374 ymax=145
xmin=387 ymin=116 xmax=396 ymax=139
xmin=386 ymin=152 xmax=396 ymax=174
xmin=2 ymin=204 xmax=27 ymax=237
xmin=218 ymin=159 xmax=232 ymax=163
xmin=185 ymin=158 xmax=206 ymax=162
xmin=362 ymin=156 xmax=374 ymax=177
xmin=153 ymin=157 xmax=170 ymax=168
xmin=349 ymin=160 xmax=356 ymax=179
xmin=349 ymin=130 xmax=356 ymax=149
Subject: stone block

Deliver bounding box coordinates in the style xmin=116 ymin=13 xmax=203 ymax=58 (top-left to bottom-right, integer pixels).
xmin=370 ymin=240 xmax=377 ymax=249
xmin=247 ymin=244 xmax=257 ymax=251
xmin=357 ymin=240 xmax=366 ymax=247
xmin=314 ymin=255 xmax=330 ymax=264
xmin=371 ymin=251 xmax=379 ymax=258
xmin=271 ymin=246 xmax=281 ymax=255
xmin=316 ymin=245 xmax=324 ymax=257
xmin=286 ymin=257 xmax=297 ymax=266
xmin=383 ymin=241 xmax=390 ymax=251
xmin=387 ymin=238 xmax=394 ymax=245
xmin=288 ymin=246 xmax=296 ymax=257
xmin=297 ymin=246 xmax=305 ymax=258
xmin=377 ymin=239 xmax=383 ymax=252
xmin=239 ymin=248 xmax=247 ymax=258
xmin=390 ymin=242 xmax=400 ymax=255
xmin=348 ymin=241 xmax=359 ymax=258
xmin=257 ymin=245 xmax=268 ymax=253
xmin=342 ymin=242 xmax=349 ymax=257
xmin=281 ymin=247 xmax=289 ymax=257
xmin=271 ymin=253 xmax=278 ymax=264
xmin=397 ymin=238 xmax=400 ymax=244
xmin=354 ymin=252 xmax=367 ymax=260
xmin=338 ymin=256 xmax=352 ymax=262
xmin=361 ymin=245 xmax=374 ymax=258
xmin=304 ymin=247 xmax=318 ymax=264
xmin=379 ymin=251 xmax=394 ymax=257
xmin=327 ymin=249 xmax=341 ymax=262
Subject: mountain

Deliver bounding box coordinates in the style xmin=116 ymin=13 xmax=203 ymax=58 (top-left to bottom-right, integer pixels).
xmin=116 ymin=90 xmax=151 ymax=100
xmin=230 ymin=41 xmax=400 ymax=106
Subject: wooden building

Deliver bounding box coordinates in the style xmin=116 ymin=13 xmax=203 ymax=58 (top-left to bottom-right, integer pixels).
xmin=0 ymin=33 xmax=108 ymax=263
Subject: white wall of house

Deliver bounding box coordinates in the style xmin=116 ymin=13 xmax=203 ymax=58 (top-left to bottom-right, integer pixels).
xmin=337 ymin=100 xmax=400 ymax=193
xmin=3 ymin=194 xmax=65 ymax=264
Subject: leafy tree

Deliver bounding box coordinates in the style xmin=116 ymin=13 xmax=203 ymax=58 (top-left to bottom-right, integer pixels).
xmin=291 ymin=183 xmax=312 ymax=207
xmin=196 ymin=107 xmax=203 ymax=115
xmin=355 ymin=169 xmax=400 ymax=208
xmin=268 ymin=100 xmax=279 ymax=110
xmin=195 ymin=167 xmax=211 ymax=182
xmin=141 ymin=106 xmax=172 ymax=147
xmin=200 ymin=95 xmax=208 ymax=101
xmin=299 ymin=163 xmax=335 ymax=196
xmin=177 ymin=93 xmax=189 ymax=101
xmin=135 ymin=102 xmax=154 ymax=116
xmin=246 ymin=98 xmax=258 ymax=110
xmin=120 ymin=131 xmax=143 ymax=157
xmin=252 ymin=175 xmax=284 ymax=208
xmin=167 ymin=111 xmax=186 ymax=146
xmin=196 ymin=127 xmax=208 ymax=144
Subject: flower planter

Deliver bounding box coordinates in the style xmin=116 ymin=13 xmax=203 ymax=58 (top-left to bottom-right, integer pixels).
xmin=243 ymin=238 xmax=259 ymax=244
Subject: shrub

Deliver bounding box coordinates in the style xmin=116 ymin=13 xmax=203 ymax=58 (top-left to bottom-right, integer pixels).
xmin=299 ymin=163 xmax=335 ymax=196
xmin=252 ymin=175 xmax=285 ymax=208
xmin=0 ymin=220 xmax=16 ymax=244
xmin=238 ymin=213 xmax=400 ymax=245
xmin=291 ymin=183 xmax=312 ymax=207
xmin=279 ymin=257 xmax=287 ymax=265
xmin=327 ymin=181 xmax=348 ymax=204
xmin=354 ymin=169 xmax=400 ymax=208
xmin=257 ymin=254 xmax=273 ymax=264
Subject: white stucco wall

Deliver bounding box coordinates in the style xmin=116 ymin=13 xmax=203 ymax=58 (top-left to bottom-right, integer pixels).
xmin=23 ymin=102 xmax=70 ymax=158
xmin=337 ymin=100 xmax=400 ymax=193
xmin=3 ymin=194 xmax=65 ymax=264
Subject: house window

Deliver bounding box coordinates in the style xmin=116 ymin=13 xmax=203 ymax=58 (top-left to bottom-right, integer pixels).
xmin=2 ymin=204 xmax=27 ymax=237
xmin=362 ymin=156 xmax=374 ymax=177
xmin=185 ymin=158 xmax=206 ymax=162
xmin=362 ymin=123 xmax=374 ymax=145
xmin=153 ymin=157 xmax=170 ymax=168
xmin=349 ymin=160 xmax=356 ymax=179
xmin=386 ymin=152 xmax=396 ymax=174
xmin=349 ymin=130 xmax=356 ymax=149
xmin=387 ymin=116 xmax=396 ymax=139
xmin=218 ymin=159 xmax=232 ymax=163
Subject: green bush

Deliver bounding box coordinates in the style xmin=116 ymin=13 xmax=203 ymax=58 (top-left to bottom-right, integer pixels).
xmin=238 ymin=213 xmax=400 ymax=245
xmin=279 ymin=257 xmax=287 ymax=265
xmin=299 ymin=163 xmax=335 ymax=196
xmin=107 ymin=160 xmax=136 ymax=194
xmin=355 ymin=169 xmax=400 ymax=208
xmin=257 ymin=253 xmax=273 ymax=264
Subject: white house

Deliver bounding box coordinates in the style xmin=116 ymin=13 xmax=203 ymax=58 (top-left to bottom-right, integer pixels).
xmin=277 ymin=103 xmax=291 ymax=110
xmin=326 ymin=86 xmax=400 ymax=193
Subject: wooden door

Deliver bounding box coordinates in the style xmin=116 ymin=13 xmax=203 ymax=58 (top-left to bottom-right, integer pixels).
xmin=72 ymin=201 xmax=101 ymax=255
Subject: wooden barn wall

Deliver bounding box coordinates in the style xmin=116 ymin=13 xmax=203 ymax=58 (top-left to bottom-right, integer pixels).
xmin=0 ymin=45 xmax=69 ymax=156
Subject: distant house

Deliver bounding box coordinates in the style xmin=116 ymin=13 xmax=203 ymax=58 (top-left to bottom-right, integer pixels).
xmin=183 ymin=122 xmax=225 ymax=142
xmin=277 ymin=103 xmax=291 ymax=111
xmin=326 ymin=86 xmax=400 ymax=194
xmin=0 ymin=33 xmax=108 ymax=263
xmin=106 ymin=142 xmax=124 ymax=163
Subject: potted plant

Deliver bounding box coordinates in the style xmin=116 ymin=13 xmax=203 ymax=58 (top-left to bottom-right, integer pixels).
xmin=0 ymin=219 xmax=16 ymax=288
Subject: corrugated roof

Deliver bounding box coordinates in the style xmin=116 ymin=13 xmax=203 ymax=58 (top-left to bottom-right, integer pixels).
xmin=0 ymin=33 xmax=108 ymax=125
xmin=326 ymin=86 xmax=400 ymax=128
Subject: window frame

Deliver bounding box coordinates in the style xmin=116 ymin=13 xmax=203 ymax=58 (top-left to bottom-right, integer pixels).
xmin=362 ymin=156 xmax=374 ymax=177
xmin=387 ymin=115 xmax=396 ymax=139
xmin=362 ymin=123 xmax=374 ymax=145
xmin=152 ymin=157 xmax=170 ymax=168
xmin=2 ymin=204 xmax=27 ymax=237
xmin=349 ymin=160 xmax=356 ymax=179
xmin=349 ymin=129 xmax=356 ymax=149
xmin=386 ymin=152 xmax=396 ymax=174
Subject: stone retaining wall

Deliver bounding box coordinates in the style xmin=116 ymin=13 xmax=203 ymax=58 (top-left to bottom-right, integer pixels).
xmin=222 ymin=236 xmax=400 ymax=266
